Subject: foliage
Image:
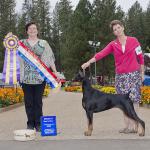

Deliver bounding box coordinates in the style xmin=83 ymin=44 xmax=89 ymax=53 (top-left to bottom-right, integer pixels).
xmin=0 ymin=86 xmax=50 ymax=108
xmin=17 ymin=0 xmax=52 ymax=41
xmin=43 ymin=85 xmax=50 ymax=97
xmin=52 ymin=0 xmax=73 ymax=75
xmin=91 ymin=0 xmax=124 ymax=79
xmin=0 ymin=88 xmax=23 ymax=107
xmin=125 ymin=1 xmax=147 ymax=51
xmin=141 ymin=86 xmax=150 ymax=104
xmin=0 ymin=0 xmax=17 ymax=71
xmin=63 ymin=0 xmax=93 ymax=79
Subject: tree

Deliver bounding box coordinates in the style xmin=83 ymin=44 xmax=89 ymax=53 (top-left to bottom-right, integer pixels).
xmin=59 ymin=0 xmax=92 ymax=78
xmin=52 ymin=0 xmax=73 ymax=77
xmin=17 ymin=0 xmax=53 ymax=44
xmin=36 ymin=0 xmax=52 ymax=40
xmin=126 ymin=1 xmax=146 ymax=51
xmin=91 ymin=0 xmax=124 ymax=81
xmin=22 ymin=0 xmax=37 ymax=22
xmin=144 ymin=1 xmax=150 ymax=52
xmin=0 ymin=0 xmax=17 ymax=71
xmin=17 ymin=0 xmax=38 ymax=39
xmin=51 ymin=2 xmax=61 ymax=71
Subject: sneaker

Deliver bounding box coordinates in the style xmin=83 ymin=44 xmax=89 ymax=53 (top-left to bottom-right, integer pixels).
xmin=119 ymin=128 xmax=137 ymax=134
xmin=124 ymin=129 xmax=137 ymax=134
xmin=119 ymin=128 xmax=128 ymax=133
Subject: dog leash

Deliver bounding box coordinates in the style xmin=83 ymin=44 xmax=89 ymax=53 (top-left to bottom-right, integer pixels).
xmin=83 ymin=69 xmax=85 ymax=76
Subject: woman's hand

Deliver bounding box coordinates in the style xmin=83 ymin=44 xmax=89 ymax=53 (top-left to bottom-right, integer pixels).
xmin=81 ymin=58 xmax=96 ymax=69
xmin=81 ymin=62 xmax=90 ymax=70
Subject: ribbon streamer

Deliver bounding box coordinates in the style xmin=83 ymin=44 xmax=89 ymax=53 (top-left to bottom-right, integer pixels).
xmin=18 ymin=41 xmax=59 ymax=89
xmin=2 ymin=33 xmax=20 ymax=84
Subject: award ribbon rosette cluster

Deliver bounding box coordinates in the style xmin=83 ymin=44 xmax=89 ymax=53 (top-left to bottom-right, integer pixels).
xmin=2 ymin=33 xmax=20 ymax=84
xmin=2 ymin=33 xmax=59 ymax=89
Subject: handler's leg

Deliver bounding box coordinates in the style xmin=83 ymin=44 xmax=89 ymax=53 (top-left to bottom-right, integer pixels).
xmin=33 ymin=81 xmax=46 ymax=131
xmin=22 ymin=83 xmax=34 ymax=129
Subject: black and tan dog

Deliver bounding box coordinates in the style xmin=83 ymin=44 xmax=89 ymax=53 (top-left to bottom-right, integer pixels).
xmin=74 ymin=70 xmax=145 ymax=136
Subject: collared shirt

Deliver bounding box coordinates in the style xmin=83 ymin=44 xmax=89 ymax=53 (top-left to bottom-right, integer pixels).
xmin=94 ymin=36 xmax=144 ymax=74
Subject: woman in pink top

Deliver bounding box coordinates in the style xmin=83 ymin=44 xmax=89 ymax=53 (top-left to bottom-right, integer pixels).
xmin=81 ymin=20 xmax=144 ymax=134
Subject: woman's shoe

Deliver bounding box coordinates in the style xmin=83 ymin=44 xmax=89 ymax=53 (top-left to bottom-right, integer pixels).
xmin=124 ymin=129 xmax=137 ymax=134
xmin=119 ymin=128 xmax=137 ymax=134
xmin=119 ymin=128 xmax=128 ymax=133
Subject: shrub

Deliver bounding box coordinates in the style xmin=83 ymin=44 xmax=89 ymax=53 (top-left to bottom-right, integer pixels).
xmin=0 ymin=85 xmax=50 ymax=108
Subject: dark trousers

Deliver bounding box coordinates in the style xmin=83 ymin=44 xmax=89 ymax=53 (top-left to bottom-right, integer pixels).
xmin=22 ymin=82 xmax=46 ymax=128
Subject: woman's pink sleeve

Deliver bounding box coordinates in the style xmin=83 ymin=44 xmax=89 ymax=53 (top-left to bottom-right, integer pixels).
xmin=137 ymin=53 xmax=144 ymax=65
xmin=94 ymin=42 xmax=113 ymax=61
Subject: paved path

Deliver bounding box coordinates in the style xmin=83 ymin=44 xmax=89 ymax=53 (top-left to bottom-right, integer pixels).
xmin=0 ymin=91 xmax=150 ymax=141
xmin=0 ymin=140 xmax=150 ymax=150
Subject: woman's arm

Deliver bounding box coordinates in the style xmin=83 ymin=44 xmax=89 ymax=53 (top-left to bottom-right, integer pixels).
xmin=81 ymin=42 xmax=113 ymax=70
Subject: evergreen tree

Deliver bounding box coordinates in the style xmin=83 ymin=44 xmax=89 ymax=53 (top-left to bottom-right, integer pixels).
xmin=52 ymin=0 xmax=73 ymax=77
xmin=36 ymin=0 xmax=52 ymax=40
xmin=65 ymin=0 xmax=92 ymax=78
xmin=0 ymin=0 xmax=17 ymax=71
xmin=17 ymin=13 xmax=26 ymax=39
xmin=52 ymin=2 xmax=61 ymax=71
xmin=91 ymin=0 xmax=124 ymax=81
xmin=17 ymin=0 xmax=52 ymax=43
xmin=17 ymin=0 xmax=38 ymax=39
xmin=126 ymin=1 xmax=146 ymax=51
xmin=144 ymin=1 xmax=150 ymax=52
xmin=22 ymin=0 xmax=37 ymax=23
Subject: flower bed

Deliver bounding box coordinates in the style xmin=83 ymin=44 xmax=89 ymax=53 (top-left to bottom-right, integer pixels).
xmin=0 ymin=86 xmax=50 ymax=108
xmin=43 ymin=85 xmax=50 ymax=97
xmin=0 ymin=88 xmax=23 ymax=108
xmin=141 ymin=86 xmax=150 ymax=104
xmin=64 ymin=85 xmax=150 ymax=105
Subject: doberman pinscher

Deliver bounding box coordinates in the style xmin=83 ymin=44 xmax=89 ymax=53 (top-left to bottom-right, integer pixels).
xmin=74 ymin=70 xmax=145 ymax=136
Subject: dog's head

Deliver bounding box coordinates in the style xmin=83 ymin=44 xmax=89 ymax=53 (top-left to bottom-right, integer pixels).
xmin=73 ymin=70 xmax=85 ymax=82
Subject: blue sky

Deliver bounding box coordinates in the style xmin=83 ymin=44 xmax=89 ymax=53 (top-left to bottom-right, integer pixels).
xmin=16 ymin=0 xmax=149 ymax=13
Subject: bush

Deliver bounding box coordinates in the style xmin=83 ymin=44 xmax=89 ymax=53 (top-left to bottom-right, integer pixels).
xmin=0 ymin=88 xmax=24 ymax=108
xmin=43 ymin=85 xmax=50 ymax=97
xmin=0 ymin=85 xmax=50 ymax=108
xmin=141 ymin=86 xmax=150 ymax=104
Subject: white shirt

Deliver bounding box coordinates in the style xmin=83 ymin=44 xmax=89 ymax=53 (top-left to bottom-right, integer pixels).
xmin=122 ymin=45 xmax=125 ymax=53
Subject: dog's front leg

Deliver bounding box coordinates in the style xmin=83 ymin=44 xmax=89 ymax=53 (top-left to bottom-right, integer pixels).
xmin=84 ymin=111 xmax=93 ymax=136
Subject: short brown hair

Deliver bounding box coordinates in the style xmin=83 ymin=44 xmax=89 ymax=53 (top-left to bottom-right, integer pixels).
xmin=25 ymin=22 xmax=38 ymax=32
xmin=109 ymin=20 xmax=124 ymax=30
xmin=25 ymin=22 xmax=39 ymax=37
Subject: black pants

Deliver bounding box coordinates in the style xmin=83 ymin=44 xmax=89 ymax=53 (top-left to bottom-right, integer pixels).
xmin=22 ymin=82 xmax=46 ymax=128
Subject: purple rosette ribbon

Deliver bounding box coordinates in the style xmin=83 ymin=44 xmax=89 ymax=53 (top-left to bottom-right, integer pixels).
xmin=2 ymin=33 xmax=20 ymax=85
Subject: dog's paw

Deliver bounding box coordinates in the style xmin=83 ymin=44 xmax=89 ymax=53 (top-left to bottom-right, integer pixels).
xmin=139 ymin=131 xmax=145 ymax=136
xmin=84 ymin=131 xmax=92 ymax=136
